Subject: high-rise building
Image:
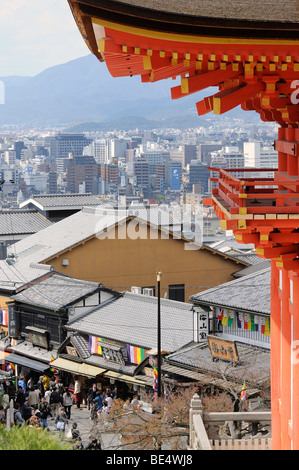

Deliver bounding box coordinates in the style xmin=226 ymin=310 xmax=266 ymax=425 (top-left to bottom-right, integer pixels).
xmin=48 ymin=171 xmax=58 ymax=194
xmin=182 ymin=144 xmax=198 ymax=166
xmin=50 ymin=134 xmax=90 ymax=160
xmin=133 ymin=157 xmax=149 ymax=188
xmin=189 ymin=160 xmax=210 ymax=193
xmin=99 ymin=163 xmax=119 ymax=185
xmin=66 ymin=156 xmax=98 ymax=193
xmin=244 ymin=141 xmax=278 ymax=178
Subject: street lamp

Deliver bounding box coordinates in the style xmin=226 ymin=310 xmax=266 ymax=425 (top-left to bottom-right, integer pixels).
xmin=156 ymin=271 xmax=162 ymax=398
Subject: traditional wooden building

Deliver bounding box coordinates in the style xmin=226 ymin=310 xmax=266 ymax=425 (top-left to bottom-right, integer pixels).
xmin=2 ymin=206 xmax=249 ymax=303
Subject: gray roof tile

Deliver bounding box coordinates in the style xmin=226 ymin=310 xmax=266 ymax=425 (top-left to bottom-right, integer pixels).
xmin=11 ymin=273 xmax=99 ymax=310
xmin=190 ymin=267 xmax=271 ymax=314
xmin=0 ymin=210 xmax=52 ymax=235
xmin=66 ymin=291 xmax=196 ymax=352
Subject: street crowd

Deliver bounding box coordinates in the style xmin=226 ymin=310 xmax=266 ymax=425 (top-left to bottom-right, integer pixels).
xmin=0 ymin=374 xmax=110 ymax=450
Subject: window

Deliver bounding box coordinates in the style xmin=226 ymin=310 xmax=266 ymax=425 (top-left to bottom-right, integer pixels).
xmin=168 ymin=284 xmax=185 ymax=302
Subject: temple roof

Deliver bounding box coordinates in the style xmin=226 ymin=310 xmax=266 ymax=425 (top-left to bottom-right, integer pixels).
xmin=69 ymin=0 xmax=299 ymax=38
xmin=111 ymin=0 xmax=298 ymax=23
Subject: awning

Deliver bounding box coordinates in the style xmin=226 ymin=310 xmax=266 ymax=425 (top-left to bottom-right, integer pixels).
xmin=50 ymin=358 xmax=106 ymax=378
xmin=5 ymin=353 xmax=50 ymax=372
xmin=0 ymin=351 xmax=11 ymax=360
xmin=103 ymin=370 xmax=147 ymax=386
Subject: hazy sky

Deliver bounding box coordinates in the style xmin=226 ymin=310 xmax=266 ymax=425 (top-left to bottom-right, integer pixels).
xmin=0 ymin=0 xmax=90 ymax=77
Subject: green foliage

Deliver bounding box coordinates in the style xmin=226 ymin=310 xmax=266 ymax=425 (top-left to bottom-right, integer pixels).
xmin=0 ymin=424 xmax=73 ymax=450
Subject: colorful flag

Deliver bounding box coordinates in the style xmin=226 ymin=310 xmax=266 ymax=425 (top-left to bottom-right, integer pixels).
xmin=264 ymin=318 xmax=270 ymax=336
xmin=250 ymin=314 xmax=256 ymax=331
xmin=240 ymin=381 xmax=246 ymax=401
xmin=217 ymin=308 xmax=224 ymax=320
xmin=6 ymin=363 xmax=15 ymax=374
xmin=0 ymin=310 xmax=8 ymax=326
xmin=236 ymin=312 xmax=242 ymax=328
xmin=89 ymin=336 xmax=105 ymax=355
xmin=227 ymin=310 xmax=234 ymax=327
xmin=50 ymin=355 xmax=57 ymax=373
xmin=222 ymin=309 xmax=229 ymax=326
xmin=243 ymin=313 xmax=249 ymax=330
xmin=260 ymin=317 xmax=270 ymax=336
xmin=126 ymin=345 xmax=145 ymax=364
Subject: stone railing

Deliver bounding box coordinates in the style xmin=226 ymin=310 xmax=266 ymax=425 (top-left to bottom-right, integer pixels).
xmin=189 ymin=394 xmax=271 ymax=450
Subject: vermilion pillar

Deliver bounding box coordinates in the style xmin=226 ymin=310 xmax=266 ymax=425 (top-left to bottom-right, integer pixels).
xmin=289 ymin=273 xmax=299 ymax=449
xmin=271 ymin=261 xmax=281 ymax=449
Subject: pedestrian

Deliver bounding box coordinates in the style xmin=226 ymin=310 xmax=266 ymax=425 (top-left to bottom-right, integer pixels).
xmin=101 ymin=400 xmax=109 ymax=418
xmin=36 ymin=376 xmax=45 ymax=398
xmin=55 ymin=407 xmax=68 ymax=432
xmin=28 ymin=386 xmax=39 ymax=407
xmin=50 ymin=386 xmax=62 ymax=420
xmin=71 ymin=422 xmax=81 ymax=442
xmin=62 ymin=388 xmax=73 ymax=419
xmin=18 ymin=376 xmax=26 ymax=395
xmin=14 ymin=403 xmax=24 ymax=427
xmin=44 ymin=386 xmax=51 ymax=405
xmin=7 ymin=381 xmax=15 ymax=401
xmin=49 ymin=375 xmax=56 ymax=390
xmin=28 ymin=412 xmax=41 ymax=429
xmin=27 ymin=377 xmax=34 ymax=391
xmin=87 ymin=383 xmax=99 ymax=410
xmin=38 ymin=397 xmax=52 ymax=429
xmin=85 ymin=437 xmax=101 ymax=450
xmin=106 ymin=393 xmax=113 ymax=410
xmin=57 ymin=379 xmax=64 ymax=397
xmin=94 ymin=391 xmax=103 ymax=413
xmin=15 ymin=386 xmax=26 ymax=407
xmin=21 ymin=397 xmax=32 ymax=422
xmin=42 ymin=375 xmax=50 ymax=391
xmin=130 ymin=395 xmax=141 ymax=411
xmin=74 ymin=376 xmax=82 ymax=409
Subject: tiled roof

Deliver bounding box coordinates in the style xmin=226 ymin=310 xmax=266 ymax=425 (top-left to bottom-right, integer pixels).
xmin=6 ymin=208 xmax=129 ymax=266
xmin=166 ymin=341 xmax=270 ymax=386
xmin=190 ymin=267 xmax=271 ymax=315
xmin=0 ymin=210 xmax=52 ymax=235
xmin=11 ymin=273 xmax=100 ymax=311
xmin=66 ymin=291 xmax=196 ymax=352
xmin=20 ymin=193 xmax=102 ymax=210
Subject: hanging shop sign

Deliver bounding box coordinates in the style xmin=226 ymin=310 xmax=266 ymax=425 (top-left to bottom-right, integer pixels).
xmin=8 ymin=305 xmax=19 ymax=338
xmin=207 ymin=335 xmax=239 ymax=362
xmin=26 ymin=326 xmax=49 ymax=349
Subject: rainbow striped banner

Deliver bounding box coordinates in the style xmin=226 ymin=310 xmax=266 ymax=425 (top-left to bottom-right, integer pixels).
xmin=126 ymin=345 xmax=145 ymax=364
xmin=0 ymin=310 xmax=8 ymax=326
xmin=89 ymin=336 xmax=105 ymax=355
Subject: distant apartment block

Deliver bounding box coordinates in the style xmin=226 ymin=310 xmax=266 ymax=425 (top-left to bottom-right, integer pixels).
xmin=244 ymin=141 xmax=278 ymax=178
xmin=66 ymin=155 xmax=98 ymax=193
xmin=133 ymin=157 xmax=150 ymax=188
xmin=50 ymin=134 xmax=90 ymax=160
xmin=99 ymin=163 xmax=119 ymax=185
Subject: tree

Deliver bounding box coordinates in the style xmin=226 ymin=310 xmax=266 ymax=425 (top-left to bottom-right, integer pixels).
xmin=91 ymin=384 xmax=234 ymax=450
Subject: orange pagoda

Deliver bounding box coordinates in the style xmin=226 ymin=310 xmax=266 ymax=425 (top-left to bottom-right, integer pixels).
xmin=68 ymin=0 xmax=299 ymax=450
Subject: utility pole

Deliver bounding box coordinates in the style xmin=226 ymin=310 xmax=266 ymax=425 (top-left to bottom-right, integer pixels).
xmin=156 ymin=271 xmax=162 ymax=398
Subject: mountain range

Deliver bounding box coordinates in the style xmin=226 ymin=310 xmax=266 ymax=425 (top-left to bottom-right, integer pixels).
xmin=0 ymin=54 xmax=258 ymax=129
